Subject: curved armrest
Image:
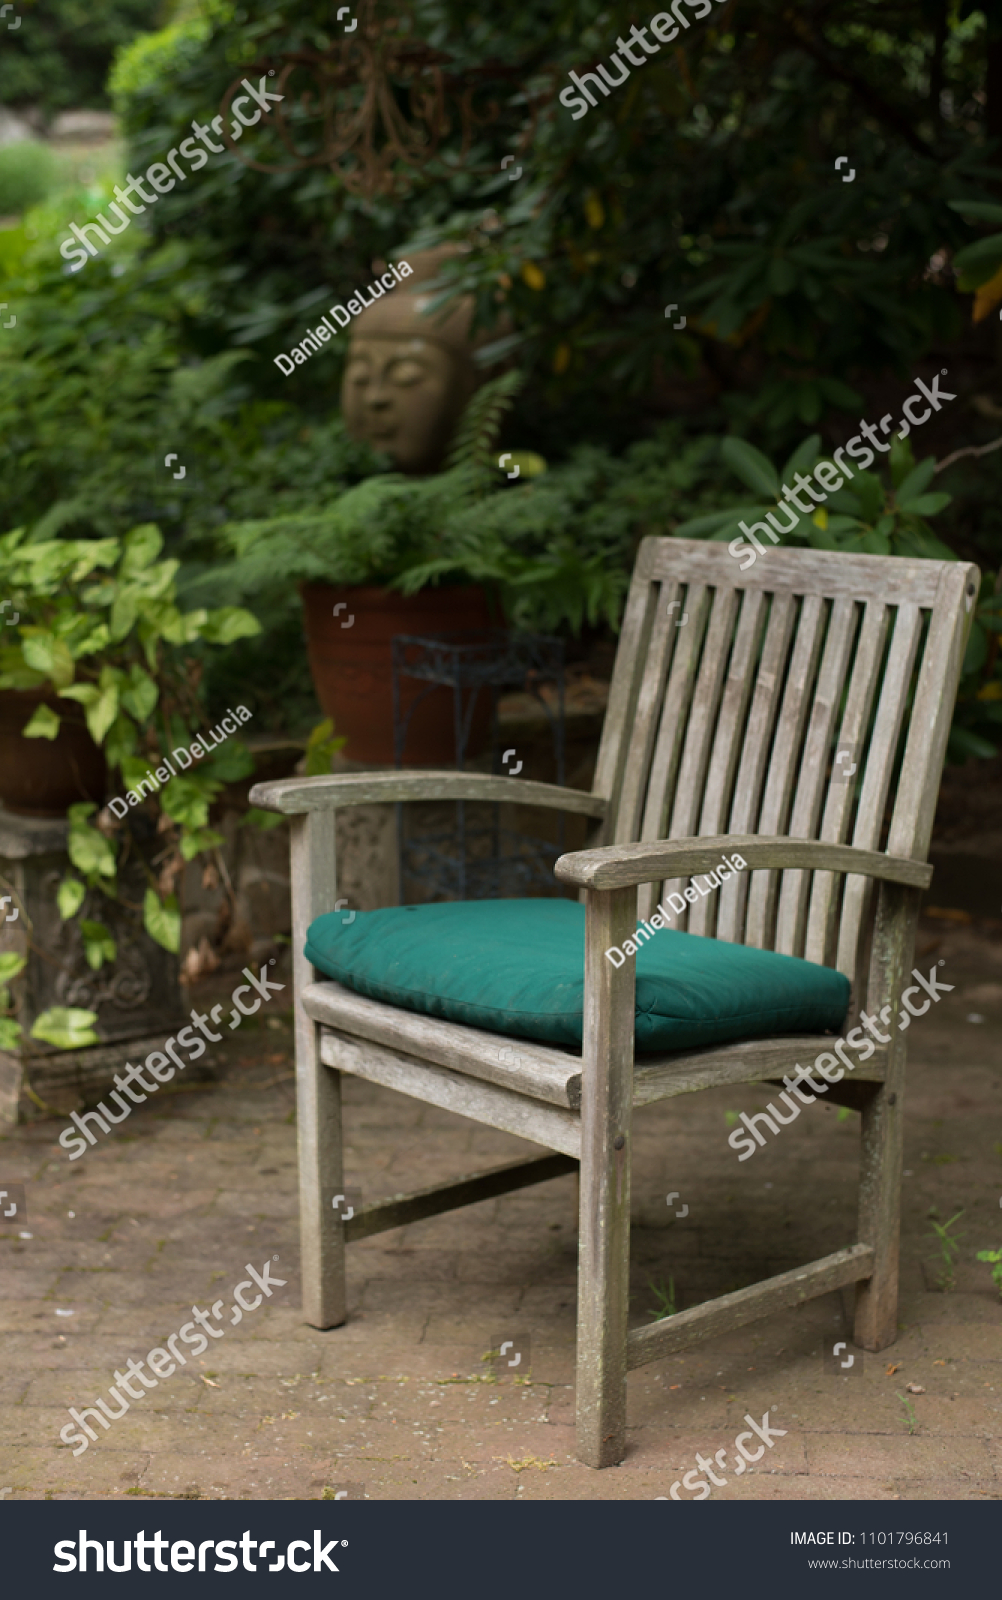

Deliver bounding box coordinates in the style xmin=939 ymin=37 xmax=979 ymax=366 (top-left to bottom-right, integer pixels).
xmin=554 ymin=832 xmax=933 ymax=891
xmin=249 ymin=769 xmax=607 ymax=819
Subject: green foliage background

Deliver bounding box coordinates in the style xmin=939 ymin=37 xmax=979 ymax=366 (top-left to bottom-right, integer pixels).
xmin=1 ymin=0 xmax=1002 ymax=748
xmin=0 ymin=0 xmax=166 ymax=116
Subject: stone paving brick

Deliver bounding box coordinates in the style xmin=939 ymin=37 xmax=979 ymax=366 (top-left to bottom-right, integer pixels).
xmin=804 ymin=1431 xmax=993 ymax=1479
xmin=415 ymin=1418 xmax=578 ymax=1467
xmin=0 ymin=1263 xmax=63 ymax=1299
xmin=0 ymin=1445 xmax=151 ymax=1496
xmin=620 ymin=1421 xmax=808 ymax=1476
xmin=710 ymin=1474 xmax=910 ymax=1500
xmin=365 ymin=1379 xmax=549 ymax=1428
xmin=513 ymin=1462 xmax=662 ymax=1499
xmin=350 ymin=1459 xmax=517 ymax=1499
xmin=133 ymin=1451 xmax=331 ymax=1499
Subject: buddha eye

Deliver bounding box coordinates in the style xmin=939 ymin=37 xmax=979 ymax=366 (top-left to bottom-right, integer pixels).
xmin=345 ymin=360 xmax=371 ymax=384
xmin=387 ymin=359 xmax=426 ymax=385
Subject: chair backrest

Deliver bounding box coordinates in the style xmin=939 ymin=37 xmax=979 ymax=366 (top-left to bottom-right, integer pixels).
xmin=592 ymin=539 xmax=978 ymax=988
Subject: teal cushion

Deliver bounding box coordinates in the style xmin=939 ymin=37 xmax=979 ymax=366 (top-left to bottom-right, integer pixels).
xmin=304 ymin=899 xmax=849 ymax=1054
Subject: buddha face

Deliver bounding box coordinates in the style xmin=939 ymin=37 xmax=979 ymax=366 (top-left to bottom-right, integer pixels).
xmin=341 ymin=335 xmax=473 ymax=474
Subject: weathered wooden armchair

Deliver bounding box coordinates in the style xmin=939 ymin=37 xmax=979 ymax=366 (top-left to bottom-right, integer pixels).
xmin=251 ymin=539 xmax=977 ymax=1469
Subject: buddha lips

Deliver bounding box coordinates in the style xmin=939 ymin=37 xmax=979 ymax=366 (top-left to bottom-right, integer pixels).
xmin=603 ymin=853 xmax=748 ymax=968
xmin=272 ymin=259 xmax=414 ymax=376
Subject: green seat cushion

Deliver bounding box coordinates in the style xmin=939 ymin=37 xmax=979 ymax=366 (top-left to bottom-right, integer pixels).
xmin=304 ymin=898 xmax=849 ymax=1054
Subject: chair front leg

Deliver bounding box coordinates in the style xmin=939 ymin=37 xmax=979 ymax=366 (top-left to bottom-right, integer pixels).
xmin=576 ymin=885 xmax=636 ymax=1468
xmin=854 ymin=1076 xmax=904 ymax=1350
xmin=298 ymin=1018 xmax=346 ymax=1329
xmin=854 ymin=881 xmax=914 ymax=1351
xmin=291 ymin=811 xmax=346 ymax=1330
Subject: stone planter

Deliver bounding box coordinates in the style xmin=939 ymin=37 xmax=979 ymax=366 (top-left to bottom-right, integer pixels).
xmin=0 ymin=808 xmax=187 ymax=1124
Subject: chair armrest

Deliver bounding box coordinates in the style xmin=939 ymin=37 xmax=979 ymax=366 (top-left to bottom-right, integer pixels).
xmin=554 ymin=832 xmax=933 ymax=891
xmin=249 ymin=769 xmax=607 ymax=820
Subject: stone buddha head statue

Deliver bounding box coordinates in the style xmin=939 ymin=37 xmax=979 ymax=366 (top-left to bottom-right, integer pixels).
xmin=340 ymin=245 xmax=485 ymax=475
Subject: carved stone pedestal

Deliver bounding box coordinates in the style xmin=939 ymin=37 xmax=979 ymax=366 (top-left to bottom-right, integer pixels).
xmin=0 ymin=808 xmax=188 ymax=1124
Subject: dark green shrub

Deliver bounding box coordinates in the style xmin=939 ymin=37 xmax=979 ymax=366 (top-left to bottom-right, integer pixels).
xmin=0 ymin=140 xmax=57 ymax=214
xmin=0 ymin=0 xmax=164 ymax=116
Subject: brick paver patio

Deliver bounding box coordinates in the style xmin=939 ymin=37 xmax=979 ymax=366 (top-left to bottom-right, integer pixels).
xmin=2 ymin=914 xmax=999 ymax=1502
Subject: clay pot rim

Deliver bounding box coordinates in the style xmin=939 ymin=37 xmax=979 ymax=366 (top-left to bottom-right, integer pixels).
xmin=299 ymin=579 xmax=488 ymax=603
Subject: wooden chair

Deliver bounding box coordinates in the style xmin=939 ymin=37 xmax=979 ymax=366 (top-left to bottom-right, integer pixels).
xmin=251 ymin=539 xmax=978 ymax=1469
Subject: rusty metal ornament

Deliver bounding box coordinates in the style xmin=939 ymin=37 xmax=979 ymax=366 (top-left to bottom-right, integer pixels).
xmin=219 ymin=1 xmax=548 ymax=198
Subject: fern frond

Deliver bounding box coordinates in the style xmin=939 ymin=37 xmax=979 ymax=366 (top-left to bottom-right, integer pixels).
xmin=446 ymin=369 xmax=525 ymax=481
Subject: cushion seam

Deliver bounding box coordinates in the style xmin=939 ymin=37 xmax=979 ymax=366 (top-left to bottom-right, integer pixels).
xmin=305 ymin=953 xmax=846 ymax=1028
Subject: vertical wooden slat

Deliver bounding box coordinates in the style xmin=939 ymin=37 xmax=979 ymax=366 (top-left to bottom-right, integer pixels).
xmin=744 ymin=594 xmax=827 ymax=948
xmin=575 ymin=884 xmax=635 ymax=1470
xmin=660 ymin=586 xmax=741 ymax=923
xmin=592 ymin=542 xmax=662 ymax=843
xmin=686 ymin=589 xmax=767 ymax=937
xmin=804 ymin=601 xmax=889 ymax=967
xmin=290 ymin=809 xmax=345 ymax=1330
xmin=615 ymin=578 xmax=683 ymax=850
xmin=886 ymin=565 xmax=979 ymax=861
xmin=634 ymin=584 xmax=712 ymax=921
xmin=716 ymin=593 xmax=797 ymax=944
xmin=774 ymin=596 xmax=859 ymax=957
xmin=835 ymin=604 xmax=923 ymax=984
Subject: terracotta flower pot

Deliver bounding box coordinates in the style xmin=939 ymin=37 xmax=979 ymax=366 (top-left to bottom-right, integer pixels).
xmin=300 ymin=583 xmax=496 ymax=765
xmin=0 ymin=688 xmax=107 ymax=816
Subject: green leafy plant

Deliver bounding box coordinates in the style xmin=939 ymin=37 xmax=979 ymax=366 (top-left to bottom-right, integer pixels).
xmin=219 ymin=372 xmax=683 ymax=634
xmin=677 ymin=432 xmax=955 ymax=563
xmin=948 ymin=568 xmax=1002 ymax=763
xmin=647 ymin=1276 xmax=677 ymax=1320
xmin=975 ymin=1247 xmax=1002 ymax=1300
xmin=0 ymin=949 xmax=26 ymax=1051
xmin=219 ymin=373 xmax=524 ymax=597
xmin=926 ymin=1208 xmax=965 ymax=1291
xmin=895 ymin=1391 xmax=919 ymax=1436
xmin=30 ymin=1006 xmax=101 ymax=1052
xmin=947 ymin=200 xmax=1002 ymax=295
xmin=0 ymin=521 xmax=260 ymax=962
xmin=303 ymin=717 xmax=347 ymax=777
xmin=445 ymin=369 xmax=525 ymax=488
xmin=0 ymin=947 xmax=100 ymax=1054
